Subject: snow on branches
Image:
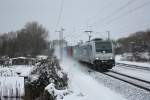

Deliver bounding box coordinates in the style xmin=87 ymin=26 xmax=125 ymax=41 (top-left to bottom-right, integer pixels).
xmin=26 ymin=56 xmax=68 ymax=100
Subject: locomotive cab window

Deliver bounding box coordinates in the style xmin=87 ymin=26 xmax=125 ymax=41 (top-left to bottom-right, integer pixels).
xmin=95 ymin=41 xmax=112 ymax=53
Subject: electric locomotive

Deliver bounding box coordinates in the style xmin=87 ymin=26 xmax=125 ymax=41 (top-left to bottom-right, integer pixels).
xmin=74 ymin=38 xmax=115 ymax=70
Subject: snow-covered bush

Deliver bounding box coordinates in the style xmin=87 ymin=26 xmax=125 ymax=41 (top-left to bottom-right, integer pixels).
xmin=45 ymin=83 xmax=71 ymax=100
xmin=25 ymin=56 xmax=68 ymax=100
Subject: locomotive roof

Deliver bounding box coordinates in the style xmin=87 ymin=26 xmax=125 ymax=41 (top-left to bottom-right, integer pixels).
xmin=91 ymin=38 xmax=103 ymax=41
xmin=76 ymin=39 xmax=111 ymax=47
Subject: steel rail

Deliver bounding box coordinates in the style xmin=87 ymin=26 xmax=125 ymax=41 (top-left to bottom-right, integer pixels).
xmin=102 ymin=70 xmax=150 ymax=92
xmin=116 ymin=62 xmax=150 ymax=71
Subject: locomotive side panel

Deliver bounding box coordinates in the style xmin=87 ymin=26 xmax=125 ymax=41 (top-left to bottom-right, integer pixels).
xmin=74 ymin=39 xmax=115 ymax=70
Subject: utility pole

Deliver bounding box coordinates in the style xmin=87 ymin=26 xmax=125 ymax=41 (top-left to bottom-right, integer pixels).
xmin=106 ymin=31 xmax=110 ymax=40
xmin=84 ymin=30 xmax=92 ymax=41
xmin=56 ymin=27 xmax=65 ymax=61
xmin=60 ymin=27 xmax=65 ymax=61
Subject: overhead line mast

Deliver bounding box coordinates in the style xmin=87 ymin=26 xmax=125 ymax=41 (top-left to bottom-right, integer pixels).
xmin=84 ymin=30 xmax=92 ymax=41
xmin=55 ymin=0 xmax=65 ymax=61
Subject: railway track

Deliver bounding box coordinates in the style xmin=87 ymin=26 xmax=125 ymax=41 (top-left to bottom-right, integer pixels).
xmin=116 ymin=62 xmax=150 ymax=71
xmin=103 ymin=70 xmax=150 ymax=92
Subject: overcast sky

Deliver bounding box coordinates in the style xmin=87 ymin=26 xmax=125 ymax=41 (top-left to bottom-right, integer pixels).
xmin=0 ymin=0 xmax=150 ymax=45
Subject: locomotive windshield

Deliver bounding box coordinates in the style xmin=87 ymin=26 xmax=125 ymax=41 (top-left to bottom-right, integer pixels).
xmin=95 ymin=41 xmax=112 ymax=53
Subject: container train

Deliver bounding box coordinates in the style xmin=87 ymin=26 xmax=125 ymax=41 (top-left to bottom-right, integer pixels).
xmin=65 ymin=38 xmax=115 ymax=70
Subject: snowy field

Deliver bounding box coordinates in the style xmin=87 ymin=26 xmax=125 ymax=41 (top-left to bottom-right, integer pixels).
xmin=112 ymin=66 xmax=150 ymax=82
xmin=115 ymin=55 xmax=150 ymax=68
xmin=12 ymin=65 xmax=34 ymax=77
xmin=115 ymin=55 xmax=150 ymax=82
xmin=0 ymin=65 xmax=34 ymax=77
xmin=58 ymin=58 xmax=127 ymax=100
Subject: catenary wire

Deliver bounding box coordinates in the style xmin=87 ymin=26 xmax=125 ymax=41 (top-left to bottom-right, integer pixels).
xmin=97 ymin=0 xmax=150 ymax=28
xmin=85 ymin=0 xmax=114 ymax=26
xmin=92 ymin=0 xmax=137 ymax=26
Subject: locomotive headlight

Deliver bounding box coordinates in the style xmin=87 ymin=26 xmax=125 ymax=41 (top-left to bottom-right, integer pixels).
xmin=96 ymin=57 xmax=99 ymax=60
xmin=110 ymin=57 xmax=113 ymax=59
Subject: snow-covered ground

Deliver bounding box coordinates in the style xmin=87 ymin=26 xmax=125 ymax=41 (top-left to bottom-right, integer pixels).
xmin=115 ymin=55 xmax=150 ymax=68
xmin=0 ymin=65 xmax=34 ymax=77
xmin=46 ymin=54 xmax=150 ymax=100
xmin=114 ymin=55 xmax=150 ymax=82
xmin=0 ymin=67 xmax=18 ymax=77
xmin=58 ymin=58 xmax=126 ymax=100
xmin=112 ymin=66 xmax=150 ymax=82
xmin=11 ymin=65 xmax=34 ymax=77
